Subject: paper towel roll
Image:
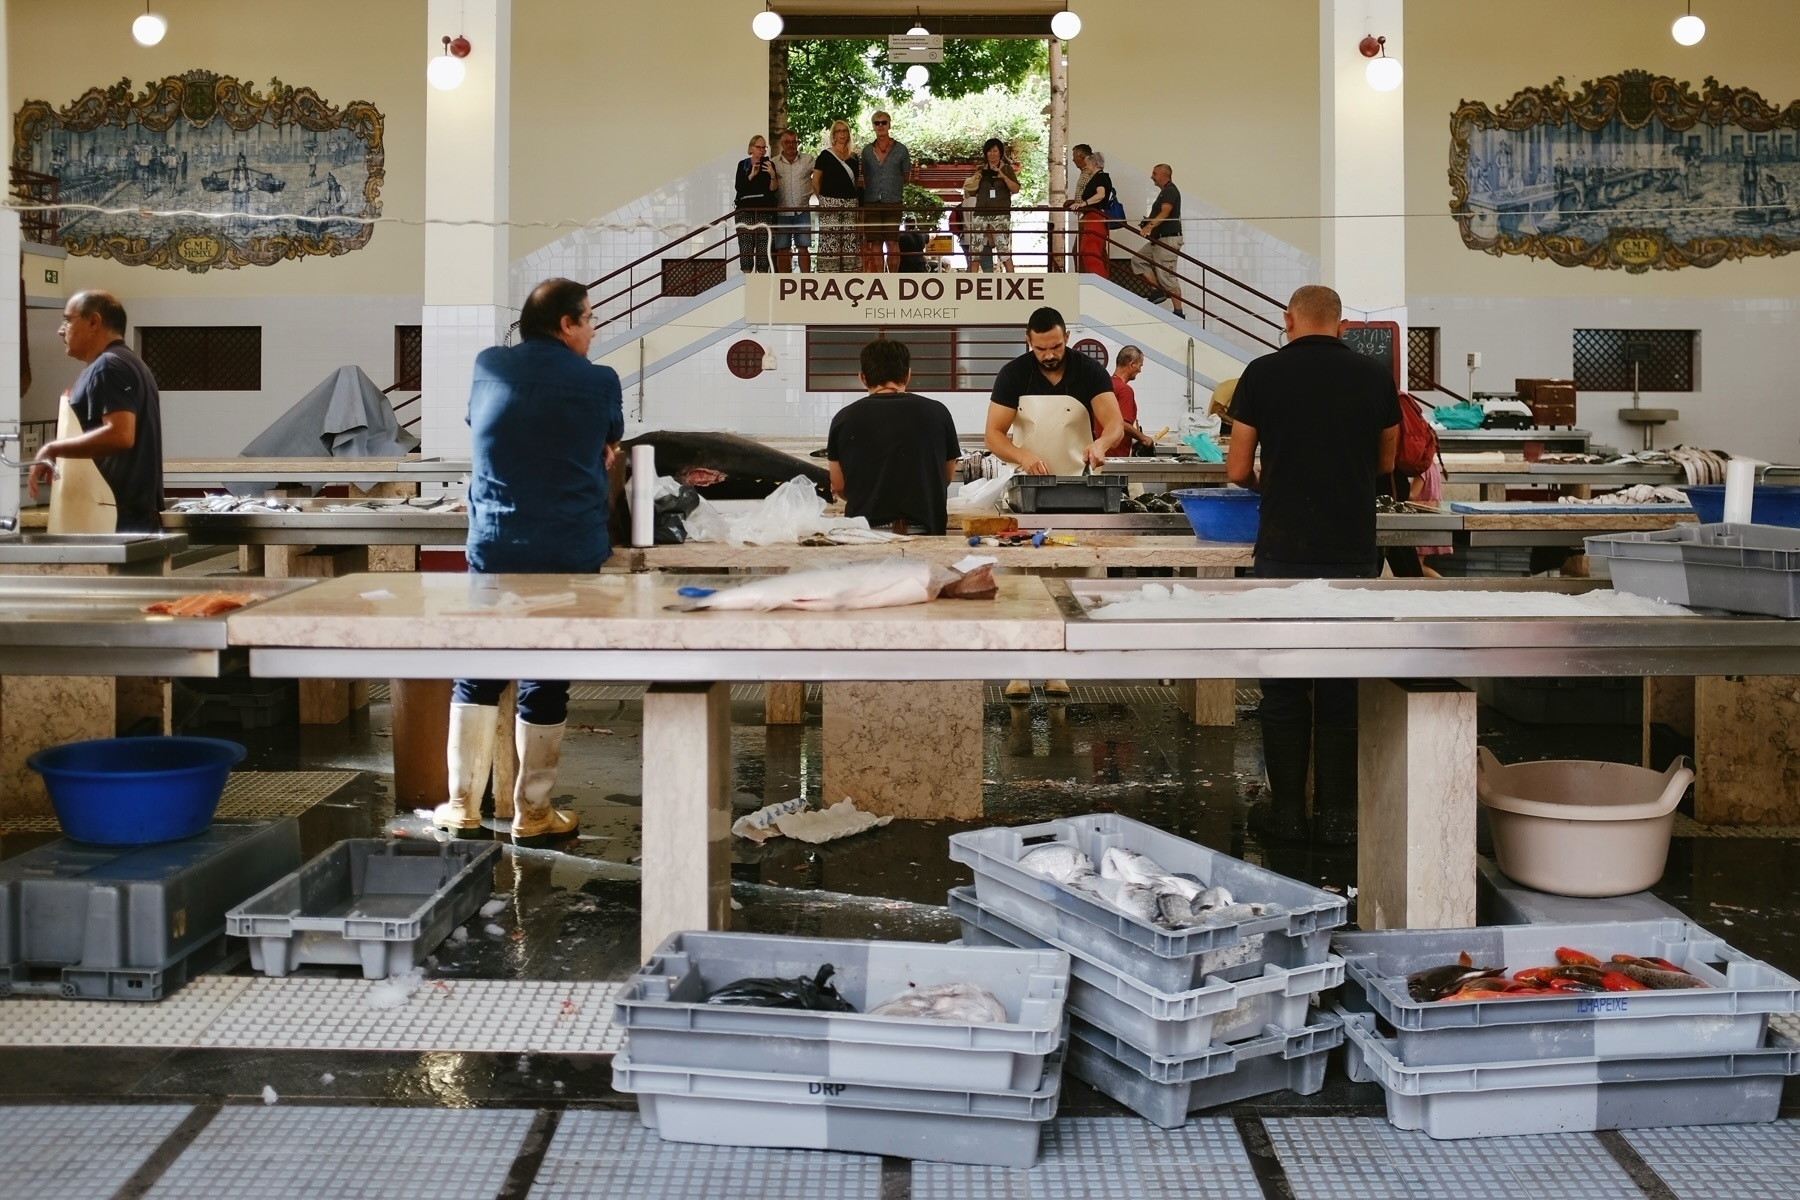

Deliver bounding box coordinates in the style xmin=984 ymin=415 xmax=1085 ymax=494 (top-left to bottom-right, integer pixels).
xmin=630 ymin=444 xmax=656 ymax=547
xmin=1723 ymin=459 xmax=1758 ymax=526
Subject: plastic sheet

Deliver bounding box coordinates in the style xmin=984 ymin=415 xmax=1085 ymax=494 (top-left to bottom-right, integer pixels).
xmin=681 ymin=475 xmax=881 ymax=546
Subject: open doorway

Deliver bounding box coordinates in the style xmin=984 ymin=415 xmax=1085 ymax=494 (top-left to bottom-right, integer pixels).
xmin=769 ymin=34 xmax=1061 ymax=271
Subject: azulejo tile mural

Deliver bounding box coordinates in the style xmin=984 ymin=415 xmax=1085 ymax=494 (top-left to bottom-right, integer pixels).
xmin=1451 ymin=70 xmax=1800 ymax=272
xmin=11 ymin=70 xmax=384 ymax=273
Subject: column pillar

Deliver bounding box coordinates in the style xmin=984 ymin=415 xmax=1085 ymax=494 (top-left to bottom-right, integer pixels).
xmin=421 ymin=0 xmax=511 ymax=458
xmin=0 ymin=0 xmax=21 ymax=524
xmin=1319 ymin=0 xmax=1406 ymax=350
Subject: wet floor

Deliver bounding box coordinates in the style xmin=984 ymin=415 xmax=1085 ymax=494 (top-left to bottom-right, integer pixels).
xmin=8 ymin=681 xmax=1799 ymax=1116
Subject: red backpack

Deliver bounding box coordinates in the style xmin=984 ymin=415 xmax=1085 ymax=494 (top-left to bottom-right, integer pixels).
xmin=1395 ymin=391 xmax=1439 ymax=478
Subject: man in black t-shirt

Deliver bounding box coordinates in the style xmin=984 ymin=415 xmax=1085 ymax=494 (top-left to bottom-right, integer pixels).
xmin=29 ymin=291 xmax=163 ymax=532
xmin=1226 ymin=284 xmax=1399 ymax=848
xmin=984 ymin=306 xmax=1123 ymax=474
xmin=827 ymin=339 xmax=960 ymax=535
xmin=1135 ymin=164 xmax=1186 ymax=318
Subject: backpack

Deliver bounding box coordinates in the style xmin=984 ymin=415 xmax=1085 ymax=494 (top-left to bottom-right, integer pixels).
xmin=1395 ymin=391 xmax=1439 ymax=478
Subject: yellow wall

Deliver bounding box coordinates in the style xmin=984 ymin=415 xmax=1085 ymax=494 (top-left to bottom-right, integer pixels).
xmin=7 ymin=0 xmax=425 ymax=299
xmin=1404 ymin=0 xmax=1800 ymax=299
xmin=508 ymin=0 xmax=766 ymax=262
xmin=1076 ymin=0 xmax=1320 ymax=258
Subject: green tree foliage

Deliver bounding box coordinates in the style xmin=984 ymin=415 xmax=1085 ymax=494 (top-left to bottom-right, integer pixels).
xmin=871 ymin=39 xmax=1045 ymax=103
xmin=784 ymin=39 xmax=880 ymax=148
xmin=785 ymin=38 xmax=1046 ymax=150
xmin=859 ymin=78 xmax=1052 ymax=207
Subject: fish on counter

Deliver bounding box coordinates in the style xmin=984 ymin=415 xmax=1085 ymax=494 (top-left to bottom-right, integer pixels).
xmin=1018 ymin=843 xmax=1095 ymax=883
xmin=673 ymin=557 xmax=996 ymax=612
xmin=1015 ymin=840 xmax=1260 ymax=931
xmin=142 ymin=591 xmax=261 ymax=617
xmin=607 ymin=430 xmax=835 ymax=548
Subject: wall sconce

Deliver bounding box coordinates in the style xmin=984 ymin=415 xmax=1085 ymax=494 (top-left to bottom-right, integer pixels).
xmin=1359 ymin=34 xmax=1402 ymax=92
xmin=428 ymin=35 xmax=471 ymax=90
xmin=1672 ymin=2 xmax=1706 ymax=45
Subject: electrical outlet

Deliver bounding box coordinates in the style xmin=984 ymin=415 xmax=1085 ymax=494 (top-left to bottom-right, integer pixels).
xmin=1466 ymin=352 xmax=1482 ymax=370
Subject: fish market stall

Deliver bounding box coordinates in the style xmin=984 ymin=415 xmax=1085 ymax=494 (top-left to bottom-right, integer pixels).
xmin=162 ymin=457 xmax=471 ymax=487
xmin=228 ymin=569 xmax=1800 ymax=953
xmin=161 ymin=497 xmax=468 ymax=547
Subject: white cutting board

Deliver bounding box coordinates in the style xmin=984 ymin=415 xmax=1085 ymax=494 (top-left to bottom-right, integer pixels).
xmin=46 ymin=393 xmax=117 ymax=534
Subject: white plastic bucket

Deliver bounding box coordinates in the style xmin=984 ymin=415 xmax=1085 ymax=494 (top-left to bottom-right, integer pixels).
xmin=1476 ymin=747 xmax=1693 ymax=898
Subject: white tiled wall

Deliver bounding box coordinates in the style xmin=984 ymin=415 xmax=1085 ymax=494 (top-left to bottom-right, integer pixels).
xmin=23 ymin=294 xmax=422 ymax=459
xmin=421 ymin=304 xmax=508 ymax=458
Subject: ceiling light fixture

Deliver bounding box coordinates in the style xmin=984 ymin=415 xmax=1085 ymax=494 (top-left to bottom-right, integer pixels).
xmin=905 ymin=64 xmax=930 ymax=89
xmin=132 ymin=2 xmax=167 ymax=45
xmin=1672 ymin=2 xmax=1706 ymax=45
xmin=1051 ymin=8 xmax=1082 ymax=40
xmin=1359 ymin=34 xmax=1402 ymax=92
xmin=752 ymin=3 xmax=784 ymax=40
xmin=428 ymin=34 xmax=471 ymax=90
xmin=908 ymin=7 xmax=927 ymax=36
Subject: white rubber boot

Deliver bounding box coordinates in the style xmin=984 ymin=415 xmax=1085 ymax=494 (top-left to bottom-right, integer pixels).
xmin=432 ymin=703 xmax=497 ymax=837
xmin=511 ymin=719 xmax=578 ymax=845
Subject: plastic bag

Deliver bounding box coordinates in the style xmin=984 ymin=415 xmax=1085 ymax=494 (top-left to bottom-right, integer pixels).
xmin=1433 ymin=401 xmax=1485 ymax=430
xmin=1182 ymin=432 xmax=1224 ymax=463
xmin=704 ymin=963 xmax=857 ymax=1011
xmin=868 ymin=982 xmax=1008 ymax=1023
xmin=947 ymin=465 xmax=1016 ymax=515
xmin=680 ymin=475 xmax=874 ymax=546
xmin=650 ymin=477 xmax=700 ymax=545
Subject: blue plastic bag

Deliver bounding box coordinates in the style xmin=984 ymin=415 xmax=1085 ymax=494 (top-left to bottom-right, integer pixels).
xmin=1182 ymin=432 xmax=1225 ymax=463
xmin=1433 ymin=402 xmax=1485 ymax=430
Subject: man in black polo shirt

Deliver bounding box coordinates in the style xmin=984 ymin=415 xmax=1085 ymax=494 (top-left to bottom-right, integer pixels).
xmin=827 ymin=339 xmax=960 ymax=535
xmin=985 ymin=306 xmax=1124 ymax=474
xmin=28 ymin=290 xmax=164 ymax=533
xmin=1226 ymin=284 xmax=1399 ymax=845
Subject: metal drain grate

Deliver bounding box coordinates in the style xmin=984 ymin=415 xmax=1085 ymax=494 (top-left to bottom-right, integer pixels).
xmin=143 ymin=1107 xmax=535 ymax=1200
xmin=0 ymin=771 xmax=359 ymax=834
xmin=1672 ymin=813 xmax=1800 ymax=839
xmin=0 ymin=1105 xmax=193 ymax=1199
xmin=915 ymin=1117 xmax=1263 ymax=1200
xmin=535 ymin=1111 xmax=883 ymax=1200
xmin=197 ymin=978 xmax=624 ymax=1055
xmin=983 ymin=685 xmax=1183 ymax=705
xmin=1265 ymin=1117 xmax=1642 ymax=1200
xmin=1625 ymin=1123 xmax=1800 ymax=1200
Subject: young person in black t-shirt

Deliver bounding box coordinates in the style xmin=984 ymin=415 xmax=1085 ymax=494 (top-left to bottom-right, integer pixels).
xmin=826 ymin=339 xmax=960 ymax=536
xmin=1225 ymin=284 xmax=1400 ymax=848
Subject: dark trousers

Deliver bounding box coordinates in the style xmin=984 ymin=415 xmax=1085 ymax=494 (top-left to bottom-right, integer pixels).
xmin=1255 ymin=555 xmax=1380 ymax=728
xmin=737 ymin=224 xmax=772 ymax=273
xmin=452 ymin=678 xmax=569 ymax=727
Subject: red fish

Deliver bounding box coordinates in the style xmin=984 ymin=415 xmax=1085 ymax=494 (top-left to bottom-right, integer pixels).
xmin=1555 ymin=947 xmax=1602 ymax=967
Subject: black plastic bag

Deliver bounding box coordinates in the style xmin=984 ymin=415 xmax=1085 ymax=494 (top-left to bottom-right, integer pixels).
xmin=651 ymin=484 xmax=701 ymax=545
xmin=702 ymin=963 xmax=857 ymax=1011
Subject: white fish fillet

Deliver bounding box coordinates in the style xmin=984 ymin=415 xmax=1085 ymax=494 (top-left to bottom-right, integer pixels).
xmin=682 ymin=558 xmax=957 ymax=612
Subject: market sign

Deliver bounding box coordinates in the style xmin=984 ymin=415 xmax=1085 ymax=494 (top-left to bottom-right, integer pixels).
xmin=887 ymin=34 xmax=943 ymax=63
xmin=745 ymin=274 xmax=1080 ymax=326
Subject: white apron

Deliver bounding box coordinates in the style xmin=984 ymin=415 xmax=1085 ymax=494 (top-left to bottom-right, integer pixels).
xmin=1009 ymin=394 xmax=1090 ymax=476
xmin=47 ymin=391 xmax=118 ymax=534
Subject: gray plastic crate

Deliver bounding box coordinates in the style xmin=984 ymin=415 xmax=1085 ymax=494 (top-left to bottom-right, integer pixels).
xmin=614 ymin=1049 xmax=1063 ymax=1167
xmin=1587 ymin=522 xmax=1800 ymax=616
xmin=227 ymin=839 xmax=499 ymax=980
xmin=1008 ymin=474 xmax=1127 ymax=514
xmin=614 ymin=930 xmax=1069 ymax=1091
xmin=949 ymin=886 xmax=1339 ymax=1058
xmin=948 ymin=814 xmax=1345 ymax=992
xmin=1341 ymin=1010 xmax=1799 ymax=1139
xmin=1331 ymin=921 xmax=1800 ymax=1067
xmin=1067 ymin=1016 xmax=1340 ymax=1129
xmin=0 ymin=820 xmax=302 ymax=1001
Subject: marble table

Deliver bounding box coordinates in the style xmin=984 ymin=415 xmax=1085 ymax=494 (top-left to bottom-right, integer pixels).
xmin=227 ymin=570 xmax=1800 ymax=954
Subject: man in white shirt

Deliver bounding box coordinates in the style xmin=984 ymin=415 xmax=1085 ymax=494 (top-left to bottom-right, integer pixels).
xmin=770 ymin=129 xmax=816 ymax=274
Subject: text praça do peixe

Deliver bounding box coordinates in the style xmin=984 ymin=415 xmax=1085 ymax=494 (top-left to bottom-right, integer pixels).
xmin=777 ymin=275 xmax=1049 ymax=306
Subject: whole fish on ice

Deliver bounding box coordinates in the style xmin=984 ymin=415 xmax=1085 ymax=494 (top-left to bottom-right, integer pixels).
xmin=1101 ymin=848 xmax=1201 ymax=902
xmin=1018 ymin=843 xmax=1095 ymax=884
xmin=673 ymin=557 xmax=996 ymax=612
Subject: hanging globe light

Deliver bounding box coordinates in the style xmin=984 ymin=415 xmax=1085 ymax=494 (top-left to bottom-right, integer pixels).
xmin=1050 ymin=10 xmax=1082 ymax=41
xmin=1672 ymin=12 xmax=1706 ymax=45
xmin=428 ymin=36 xmax=470 ymax=90
xmin=752 ymin=7 xmax=784 ymax=40
xmin=132 ymin=10 xmax=167 ymax=45
xmin=905 ymin=64 xmax=930 ymax=89
xmin=1366 ymin=54 xmax=1403 ymax=91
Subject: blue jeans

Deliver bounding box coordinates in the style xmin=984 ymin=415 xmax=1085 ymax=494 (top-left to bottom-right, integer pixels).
xmin=452 ymin=678 xmax=568 ymax=726
xmin=771 ymin=211 xmax=811 ymax=250
xmin=1255 ymin=555 xmax=1380 ymax=729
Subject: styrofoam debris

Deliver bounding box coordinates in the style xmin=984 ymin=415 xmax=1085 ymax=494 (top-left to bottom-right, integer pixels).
xmin=484 ymin=923 xmax=507 ymax=937
xmin=366 ymin=967 xmax=426 ymax=1010
xmin=261 ymin=1085 xmax=279 ymax=1106
xmin=479 ymin=898 xmax=507 ymax=918
xmin=320 ymin=1073 xmax=336 ymax=1085
xmin=774 ymin=798 xmax=893 ymax=844
xmin=732 ymin=797 xmax=808 ymax=843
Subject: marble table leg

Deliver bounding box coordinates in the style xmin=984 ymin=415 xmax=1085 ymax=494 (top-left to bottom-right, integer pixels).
xmin=1357 ymin=679 xmax=1478 ymax=930
xmin=1 ymin=676 xmax=115 ymax=817
xmin=1694 ymin=675 xmax=1800 ymax=824
xmin=822 ymin=681 xmax=983 ymax=819
xmin=640 ymin=682 xmax=732 ymax=961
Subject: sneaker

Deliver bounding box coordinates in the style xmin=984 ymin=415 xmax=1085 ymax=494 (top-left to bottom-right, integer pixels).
xmin=1171 ymin=307 xmax=1187 ymax=319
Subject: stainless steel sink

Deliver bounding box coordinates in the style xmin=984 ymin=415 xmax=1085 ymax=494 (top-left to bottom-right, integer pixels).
xmin=0 ymin=532 xmax=189 ymax=565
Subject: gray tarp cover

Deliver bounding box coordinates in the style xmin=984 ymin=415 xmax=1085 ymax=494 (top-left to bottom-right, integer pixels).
xmin=240 ymin=365 xmax=418 ymax=458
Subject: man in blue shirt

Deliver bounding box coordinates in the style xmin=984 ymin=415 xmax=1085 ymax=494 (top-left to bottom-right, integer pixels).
xmin=859 ymin=111 xmax=911 ymax=271
xmin=434 ymin=278 xmax=623 ymax=845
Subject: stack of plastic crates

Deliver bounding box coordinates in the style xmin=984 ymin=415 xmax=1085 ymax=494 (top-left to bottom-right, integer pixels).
xmin=610 ymin=931 xmax=1071 ymax=1166
xmin=1332 ymin=921 xmax=1800 ymax=1138
xmin=948 ymin=813 xmax=1348 ymax=1128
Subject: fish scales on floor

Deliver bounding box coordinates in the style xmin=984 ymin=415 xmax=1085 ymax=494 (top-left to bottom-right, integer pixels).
xmin=1017 ymin=843 xmax=1261 ymax=931
xmin=1405 ymin=945 xmax=1711 ymax=1002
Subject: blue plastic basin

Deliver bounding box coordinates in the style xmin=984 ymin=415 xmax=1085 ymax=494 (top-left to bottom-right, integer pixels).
xmin=27 ymin=736 xmax=246 ymax=845
xmin=1174 ymin=487 xmax=1261 ymax=543
xmin=1684 ymin=484 xmax=1800 ymax=529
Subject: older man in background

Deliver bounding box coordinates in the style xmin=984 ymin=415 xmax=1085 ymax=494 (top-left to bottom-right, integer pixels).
xmin=859 ymin=111 xmax=911 ymax=271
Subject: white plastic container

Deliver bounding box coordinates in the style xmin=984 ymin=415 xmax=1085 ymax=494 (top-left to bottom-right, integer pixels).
xmin=1477 ymin=747 xmax=1692 ymax=897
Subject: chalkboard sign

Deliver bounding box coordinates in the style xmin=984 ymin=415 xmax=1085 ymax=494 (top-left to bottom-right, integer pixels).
xmin=1341 ymin=321 xmax=1401 ymax=386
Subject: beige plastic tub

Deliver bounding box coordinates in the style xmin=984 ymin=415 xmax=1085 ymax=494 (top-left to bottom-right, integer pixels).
xmin=1476 ymin=747 xmax=1693 ymax=898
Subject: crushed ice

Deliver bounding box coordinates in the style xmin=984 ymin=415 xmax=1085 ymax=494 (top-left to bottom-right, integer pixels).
xmin=261 ymin=1085 xmax=279 ymax=1106
xmin=1089 ymin=578 xmax=1691 ymax=621
xmin=479 ymin=898 xmax=507 ymax=918
xmin=366 ymin=967 xmax=426 ymax=1010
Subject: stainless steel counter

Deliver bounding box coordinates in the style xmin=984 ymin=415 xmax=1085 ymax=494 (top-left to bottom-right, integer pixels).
xmin=161 ymin=503 xmax=467 ymax=546
xmin=0 ymin=576 xmax=316 ymax=675
xmin=162 ymin=457 xmax=471 ymax=486
xmin=0 ymin=532 xmax=188 ymax=565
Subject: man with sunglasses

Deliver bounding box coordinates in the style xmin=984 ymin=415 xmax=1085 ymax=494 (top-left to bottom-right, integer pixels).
xmin=859 ymin=112 xmax=911 ymax=272
xmin=434 ymin=278 xmax=622 ymax=848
